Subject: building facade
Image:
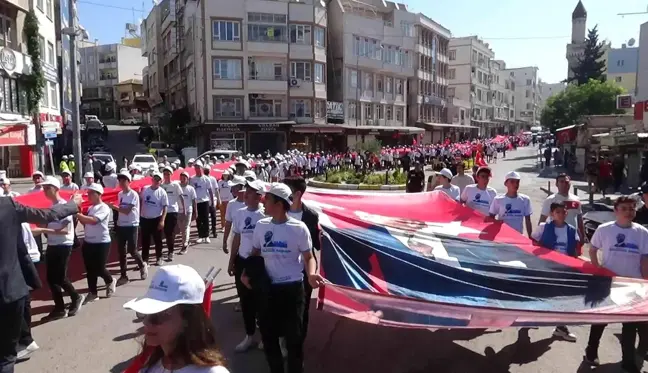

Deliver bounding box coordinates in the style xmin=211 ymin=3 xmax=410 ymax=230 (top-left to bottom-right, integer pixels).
xmin=537 ymin=80 xmax=566 ymax=108
xmin=327 ymin=0 xmax=422 ymax=148
xmin=566 ymin=1 xmax=586 ymax=80
xmin=407 ymin=13 xmax=455 ymax=143
xmin=606 ymin=45 xmax=638 ymax=96
xmin=79 ymin=41 xmax=147 ymax=120
xmin=504 ymin=66 xmax=540 ymax=128
xmin=489 ymin=59 xmax=516 ymax=135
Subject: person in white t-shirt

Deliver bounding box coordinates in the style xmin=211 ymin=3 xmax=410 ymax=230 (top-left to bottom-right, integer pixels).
xmin=0 ymin=177 xmax=20 ymax=197
xmin=191 ymin=161 xmax=215 ymax=244
xmin=228 ymin=180 xmax=266 ymax=352
xmin=585 ymin=196 xmax=648 ymax=371
xmin=451 ymin=163 xmax=474 ymax=194
xmin=108 ymin=172 xmax=147 ymax=286
xmin=203 ymin=167 xmax=220 ymax=239
xmin=31 ymin=177 xmax=84 ymax=321
xmin=80 ymin=172 xmax=94 ymax=190
xmin=140 ymin=172 xmax=169 ymax=266
xmin=461 ymin=166 xmax=497 ymax=216
xmin=242 ymin=183 xmax=323 ymax=373
xmin=76 ymin=183 xmax=115 ymax=303
xmin=222 ymin=176 xmax=247 ymax=255
xmin=102 ymin=162 xmax=119 ymax=189
xmin=161 ymin=166 xmax=186 ymax=261
xmin=60 ymin=170 xmax=79 ymax=191
xmin=539 ymin=173 xmax=585 ymax=242
xmin=488 ymin=171 xmax=533 ymax=236
xmin=218 ymin=171 xmax=234 ymax=228
xmin=27 ymin=171 xmax=44 ymax=194
xmin=434 ymin=168 xmax=461 ymax=201
xmin=123 ymin=265 xmax=230 ymax=373
xmin=177 ymin=171 xmax=197 ymax=254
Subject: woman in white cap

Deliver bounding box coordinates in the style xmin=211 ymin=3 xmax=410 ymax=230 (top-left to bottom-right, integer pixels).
xmin=140 ymin=172 xmax=169 ymax=266
xmin=123 ymin=265 xmax=229 ymax=373
xmin=244 ymin=183 xmax=323 ymax=373
xmin=433 ymin=168 xmax=461 ymax=201
xmin=31 ymin=176 xmax=85 ymax=320
xmin=80 ymin=172 xmax=95 ymax=190
xmin=0 ymin=177 xmax=20 ymax=197
xmin=76 ymin=183 xmax=115 ymax=302
xmin=178 ymin=171 xmax=197 ymax=254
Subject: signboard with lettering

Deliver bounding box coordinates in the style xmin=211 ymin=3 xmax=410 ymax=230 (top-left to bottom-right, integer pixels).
xmin=0 ymin=48 xmax=16 ymax=71
xmin=0 ymin=125 xmax=26 ymax=146
xmin=326 ymin=101 xmax=344 ymax=123
xmin=617 ymin=94 xmax=633 ymax=110
xmin=614 ymin=133 xmax=638 ymax=146
xmin=211 ymin=123 xmax=286 ymax=132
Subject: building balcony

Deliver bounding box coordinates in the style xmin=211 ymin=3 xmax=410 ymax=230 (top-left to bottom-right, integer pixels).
xmin=289 ymin=80 xmax=314 ymax=97
xmin=98 ymin=61 xmax=117 ymax=69
xmin=248 ymin=40 xmax=289 ymax=55
xmin=417 ymin=94 xmax=446 ymax=107
xmin=437 ymin=54 xmax=448 ymax=64
xmin=289 ymin=44 xmax=314 ymax=60
xmin=248 ymin=79 xmax=287 ymax=92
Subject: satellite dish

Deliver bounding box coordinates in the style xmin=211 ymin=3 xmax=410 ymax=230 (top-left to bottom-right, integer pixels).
xmin=629 ymin=38 xmax=636 ymax=46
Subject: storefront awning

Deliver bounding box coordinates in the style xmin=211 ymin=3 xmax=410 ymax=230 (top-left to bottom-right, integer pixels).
xmin=417 ymin=122 xmax=479 ymax=130
xmin=291 ymin=124 xmax=345 ymax=134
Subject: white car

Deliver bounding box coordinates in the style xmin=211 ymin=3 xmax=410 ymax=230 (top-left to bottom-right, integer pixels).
xmin=120 ymin=117 xmax=142 ymax=125
xmin=131 ymin=154 xmax=157 ymax=172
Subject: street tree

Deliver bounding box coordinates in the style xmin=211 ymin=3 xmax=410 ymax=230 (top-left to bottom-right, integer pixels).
xmin=540 ymin=79 xmax=625 ymax=131
xmin=569 ymin=25 xmax=607 ymax=85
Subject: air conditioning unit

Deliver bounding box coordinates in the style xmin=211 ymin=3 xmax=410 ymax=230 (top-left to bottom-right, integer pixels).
xmin=366 ymin=119 xmax=374 ymax=125
xmin=289 ymin=79 xmax=299 ymax=87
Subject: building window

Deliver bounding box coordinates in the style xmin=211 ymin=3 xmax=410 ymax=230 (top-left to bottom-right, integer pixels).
xmin=88 ymin=72 xmax=95 ymax=81
xmin=363 ymin=72 xmax=373 ymax=91
xmin=449 ymin=68 xmax=455 ymax=79
xmin=314 ymin=100 xmax=326 ymax=119
xmin=350 ymin=70 xmax=358 ymax=88
xmin=290 ymin=61 xmax=311 ymax=81
xmin=525 ymin=90 xmax=530 ymax=98
xmin=526 ymin=79 xmax=532 ymax=86
xmin=395 ymin=79 xmax=403 ymax=95
xmin=377 ymin=75 xmax=383 ymax=92
xmin=377 ymin=104 xmax=384 ymax=119
xmin=49 ymin=81 xmax=57 ymax=109
xmin=46 ymin=0 xmax=52 ymax=18
xmin=290 ymin=24 xmax=311 ymax=44
xmin=249 ymin=59 xmax=283 ymax=80
xmin=386 ymin=105 xmax=392 ymax=120
xmin=0 ymin=15 xmax=12 ymax=48
xmin=212 ymin=58 xmax=241 ymax=80
xmin=248 ymin=13 xmax=287 ymax=42
xmin=354 ymin=36 xmax=382 ymax=60
xmin=39 ymin=36 xmax=45 ymax=62
xmin=448 ymin=87 xmax=455 ymax=97
xmin=37 ymin=0 xmax=43 ymax=10
xmin=615 ymin=76 xmax=622 ymax=83
xmin=213 ymin=97 xmax=242 ymax=118
xmin=40 ymin=84 xmax=48 ymax=107
xmin=212 ymin=20 xmax=240 ymax=41
xmin=526 ymin=102 xmax=532 ymax=110
xmin=249 ymin=96 xmax=282 ymax=117
xmin=400 ymin=21 xmax=414 ymax=37
xmin=314 ymin=27 xmax=325 ymax=48
xmin=290 ymin=99 xmax=311 ymax=118
xmin=449 ymin=50 xmax=456 ymax=60
xmin=0 ymin=76 xmax=26 ymax=114
xmin=47 ymin=42 xmax=54 ymax=65
xmin=618 ymin=60 xmax=625 ymax=66
xmin=314 ymin=63 xmax=324 ymax=83
xmin=396 ymin=107 xmax=403 ymax=121
xmin=364 ymin=103 xmax=373 ymax=120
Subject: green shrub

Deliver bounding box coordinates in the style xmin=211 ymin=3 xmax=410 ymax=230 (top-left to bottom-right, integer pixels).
xmin=316 ymin=169 xmax=408 ymax=185
xmin=362 ymin=173 xmax=385 ymax=185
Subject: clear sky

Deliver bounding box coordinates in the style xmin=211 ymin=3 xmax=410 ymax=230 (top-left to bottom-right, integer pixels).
xmin=76 ymin=0 xmax=647 ymax=84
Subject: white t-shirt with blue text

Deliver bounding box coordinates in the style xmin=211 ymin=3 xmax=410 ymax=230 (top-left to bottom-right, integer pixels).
xmin=140 ymin=186 xmax=169 ymax=219
xmin=489 ymin=194 xmax=533 ymax=234
xmin=591 ymin=221 xmax=648 ymax=278
xmin=84 ymin=203 xmax=111 ymax=244
xmin=47 ymin=200 xmax=74 ymax=246
xmin=117 ymin=189 xmax=140 ymax=227
xmin=461 ymin=184 xmax=498 ymax=216
xmin=232 ymin=205 xmax=265 ymax=258
xmin=252 ymin=217 xmax=312 ymax=284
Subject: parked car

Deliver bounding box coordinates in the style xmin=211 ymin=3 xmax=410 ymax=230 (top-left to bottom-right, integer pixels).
xmin=137 ymin=125 xmax=156 ymax=144
xmin=91 ymin=152 xmax=115 ymax=165
xmin=198 ymin=149 xmax=241 ymax=161
xmin=120 ymin=117 xmax=142 ymax=125
xmin=131 ymin=154 xmax=158 ymax=171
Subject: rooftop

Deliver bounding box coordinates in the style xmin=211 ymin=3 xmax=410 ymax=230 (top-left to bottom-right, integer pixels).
xmin=572 ymin=0 xmax=587 ymax=20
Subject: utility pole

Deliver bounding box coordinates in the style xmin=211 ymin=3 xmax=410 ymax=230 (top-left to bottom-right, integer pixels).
xmin=69 ymin=0 xmax=82 ymax=182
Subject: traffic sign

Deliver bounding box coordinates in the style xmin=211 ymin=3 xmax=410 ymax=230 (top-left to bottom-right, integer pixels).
xmin=44 ymin=131 xmax=57 ymax=139
xmin=45 ymin=140 xmax=54 ymax=146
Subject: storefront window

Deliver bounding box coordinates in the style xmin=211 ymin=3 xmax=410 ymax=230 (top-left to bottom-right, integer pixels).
xmin=0 ymin=75 xmax=26 ymax=115
xmin=210 ymin=132 xmax=245 ymax=152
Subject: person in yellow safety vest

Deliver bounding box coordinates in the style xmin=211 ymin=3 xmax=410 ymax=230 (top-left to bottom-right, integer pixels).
xmin=59 ymin=155 xmax=70 ymax=173
xmin=68 ymin=154 xmax=76 ymax=175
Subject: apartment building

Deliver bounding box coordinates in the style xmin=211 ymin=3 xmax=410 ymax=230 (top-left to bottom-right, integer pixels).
xmin=504 ymin=66 xmax=540 ymax=128
xmin=488 ymin=59 xmax=516 ymax=135
xmin=0 ymin=0 xmax=41 ymax=177
xmin=406 ymin=13 xmax=455 ymax=143
xmin=537 ymin=80 xmax=566 ymax=108
xmin=448 ymin=36 xmax=495 ymax=136
xmin=79 ymin=41 xmax=147 ymax=120
xmin=607 ymin=45 xmax=638 ymax=96
xmin=327 ymin=0 xmax=423 ymax=147
xmin=34 ymin=0 xmax=62 ymax=131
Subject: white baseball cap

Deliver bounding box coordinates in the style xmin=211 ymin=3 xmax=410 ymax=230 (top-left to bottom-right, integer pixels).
xmin=163 ymin=166 xmax=173 ymax=173
xmin=83 ymin=172 xmax=94 ymax=178
xmin=0 ymin=178 xmax=10 ymax=185
xmin=123 ymin=264 xmax=205 ymax=315
xmin=246 ymin=179 xmax=266 ymax=195
xmin=86 ymin=183 xmax=104 ymax=194
xmin=32 ymin=171 xmax=44 ymax=178
xmin=39 ymin=176 xmax=61 ymax=189
xmin=61 ymin=170 xmax=71 ymax=176
xmin=267 ymin=183 xmax=292 ymax=205
xmin=187 ymin=158 xmax=195 ymax=164
xmin=194 ymin=160 xmax=204 ymax=167
xmin=505 ymin=171 xmax=521 ymax=181
xmin=180 ymin=171 xmax=190 ymax=178
xmin=228 ymin=175 xmax=247 ymax=187
xmin=151 ymin=171 xmax=163 ymax=180
xmin=243 ymin=170 xmax=257 ymax=180
xmin=105 ymin=162 xmax=116 ymax=172
xmin=437 ymin=168 xmax=453 ymax=180
xmin=117 ymin=171 xmax=132 ymax=181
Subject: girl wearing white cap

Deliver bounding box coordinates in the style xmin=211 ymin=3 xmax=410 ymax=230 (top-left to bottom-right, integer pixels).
xmin=123 ymin=265 xmax=229 ymax=373
xmin=218 ymin=171 xmax=233 ymax=229
xmin=76 ymin=183 xmax=115 ymax=302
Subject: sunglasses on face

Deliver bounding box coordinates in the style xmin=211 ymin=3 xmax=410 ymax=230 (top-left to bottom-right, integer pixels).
xmin=143 ymin=310 xmax=174 ymax=325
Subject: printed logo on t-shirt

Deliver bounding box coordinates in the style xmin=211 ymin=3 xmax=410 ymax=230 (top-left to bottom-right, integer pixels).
xmin=613 ymin=233 xmax=639 ymax=252
xmin=505 ymin=203 xmax=522 ymax=215
xmin=262 ymin=231 xmax=289 ymax=252
xmin=472 ymin=193 xmax=489 ymax=206
xmin=145 ymin=194 xmax=156 ymax=205
xmin=243 ymin=216 xmax=256 ymax=231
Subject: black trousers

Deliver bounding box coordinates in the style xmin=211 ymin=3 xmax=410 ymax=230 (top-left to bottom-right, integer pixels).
xmin=45 ymin=245 xmax=79 ymax=310
xmin=0 ymin=296 xmax=26 ymax=373
xmin=196 ymin=201 xmax=210 ymax=239
xmin=235 ymin=255 xmax=257 ymax=336
xmin=302 ymin=270 xmax=313 ymax=344
xmin=141 ymin=217 xmax=163 ymax=261
xmin=163 ymin=213 xmax=178 ymax=255
xmin=116 ymin=225 xmax=144 ymax=277
xmin=18 ymin=293 xmax=33 ymax=349
xmin=587 ymin=322 xmax=648 ymax=371
xmin=258 ymin=281 xmax=305 ymax=373
xmin=209 ymin=205 xmax=217 ymax=237
xmin=81 ymin=242 xmax=113 ymax=295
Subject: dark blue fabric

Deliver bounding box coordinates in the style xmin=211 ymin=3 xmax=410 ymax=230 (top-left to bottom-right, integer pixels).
xmin=539 ymin=221 xmax=577 ymax=257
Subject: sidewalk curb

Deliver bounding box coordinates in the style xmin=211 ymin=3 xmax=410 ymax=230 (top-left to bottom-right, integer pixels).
xmin=308 ymin=179 xmax=405 ymax=191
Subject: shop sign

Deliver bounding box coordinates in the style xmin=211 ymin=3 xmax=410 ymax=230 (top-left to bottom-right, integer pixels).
xmin=0 ymin=48 xmax=16 ymax=71
xmin=257 ymin=123 xmax=280 ymax=131
xmin=614 ymin=133 xmax=638 ymax=146
xmin=326 ymin=101 xmax=344 ymax=122
xmin=598 ymin=135 xmax=615 ymax=147
xmin=212 ymin=123 xmax=283 ymax=132
xmin=0 ymin=125 xmax=26 ymax=146
xmin=212 ymin=123 xmax=240 ymax=132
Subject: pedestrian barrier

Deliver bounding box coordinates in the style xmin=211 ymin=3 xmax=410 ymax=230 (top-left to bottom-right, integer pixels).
xmin=307 ymin=179 xmax=405 ymax=191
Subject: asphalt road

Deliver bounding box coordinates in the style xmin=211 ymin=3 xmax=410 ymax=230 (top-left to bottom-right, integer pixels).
xmin=16 ymin=146 xmax=637 ymax=373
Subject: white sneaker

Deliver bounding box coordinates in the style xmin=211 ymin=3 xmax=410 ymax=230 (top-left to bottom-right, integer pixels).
xmin=17 ymin=341 xmax=39 ymax=360
xmin=279 ymin=337 xmax=288 ymax=358
xmin=235 ymin=335 xmax=255 ymax=352
xmin=205 ymin=237 xmax=211 ymax=244
xmin=553 ymin=326 xmax=577 ymax=342
xmin=195 ymin=238 xmax=204 ymax=244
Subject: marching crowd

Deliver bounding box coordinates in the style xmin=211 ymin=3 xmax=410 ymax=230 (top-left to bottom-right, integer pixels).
xmin=2 ymin=133 xmax=648 ymax=373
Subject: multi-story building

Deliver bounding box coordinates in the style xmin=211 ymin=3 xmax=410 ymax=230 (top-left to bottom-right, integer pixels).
xmin=606 ymin=44 xmax=639 ymax=96
xmin=407 ymin=13 xmax=454 ymax=143
xmin=141 ymin=3 xmax=163 ymax=115
xmin=178 ymin=0 xmax=330 ymax=153
xmin=327 ymin=0 xmax=423 ymax=148
xmin=537 ymin=80 xmax=566 ymax=108
xmin=489 ymin=59 xmax=516 ymax=135
xmin=504 ymin=66 xmax=540 ymax=128
xmin=79 ymin=41 xmax=147 ymax=120
xmin=34 ymin=0 xmax=62 ymax=136
xmin=448 ymin=36 xmax=495 ymax=136
xmin=0 ymin=0 xmax=39 ymax=177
